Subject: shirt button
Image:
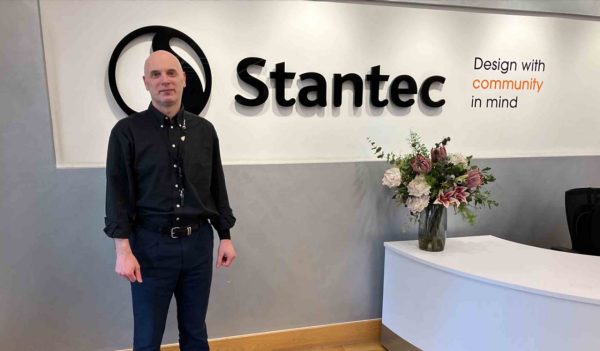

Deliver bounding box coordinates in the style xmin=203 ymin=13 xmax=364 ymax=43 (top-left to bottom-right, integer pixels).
xmin=171 ymin=126 xmax=174 ymax=129
xmin=173 ymin=164 xmax=177 ymax=168
xmin=176 ymin=204 xmax=180 ymax=208
xmin=175 ymin=184 xmax=178 ymax=188
xmin=160 ymin=125 xmax=164 ymax=128
xmin=172 ymin=144 xmax=176 ymax=148
xmin=176 ymin=217 xmax=180 ymax=221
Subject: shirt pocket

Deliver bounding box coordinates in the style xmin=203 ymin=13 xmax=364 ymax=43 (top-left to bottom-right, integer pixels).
xmin=184 ymin=144 xmax=213 ymax=184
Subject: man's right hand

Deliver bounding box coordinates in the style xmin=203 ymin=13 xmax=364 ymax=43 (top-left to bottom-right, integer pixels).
xmin=114 ymin=238 xmax=143 ymax=283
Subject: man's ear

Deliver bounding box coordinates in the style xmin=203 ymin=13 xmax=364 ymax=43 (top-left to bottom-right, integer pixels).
xmin=142 ymin=76 xmax=149 ymax=91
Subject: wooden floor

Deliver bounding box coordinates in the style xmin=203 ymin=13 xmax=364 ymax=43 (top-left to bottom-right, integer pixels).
xmin=157 ymin=340 xmax=386 ymax=351
xmin=154 ymin=320 xmax=387 ymax=351
xmin=279 ymin=341 xmax=385 ymax=351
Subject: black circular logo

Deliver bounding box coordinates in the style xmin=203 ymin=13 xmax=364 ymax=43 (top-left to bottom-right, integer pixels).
xmin=108 ymin=25 xmax=212 ymax=115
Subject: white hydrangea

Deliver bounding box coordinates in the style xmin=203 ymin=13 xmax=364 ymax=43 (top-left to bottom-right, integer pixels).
xmin=407 ymin=195 xmax=430 ymax=213
xmin=407 ymin=175 xmax=431 ymax=197
xmin=382 ymin=167 xmax=402 ymax=188
xmin=448 ymin=153 xmax=468 ymax=168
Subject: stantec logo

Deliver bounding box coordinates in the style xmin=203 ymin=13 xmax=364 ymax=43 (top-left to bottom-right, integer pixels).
xmin=108 ymin=25 xmax=212 ymax=115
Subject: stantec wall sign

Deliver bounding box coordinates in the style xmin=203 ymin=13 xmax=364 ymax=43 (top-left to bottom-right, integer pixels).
xmin=109 ymin=26 xmax=446 ymax=115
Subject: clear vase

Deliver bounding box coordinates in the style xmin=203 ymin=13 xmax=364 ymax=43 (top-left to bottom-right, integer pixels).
xmin=418 ymin=205 xmax=447 ymax=252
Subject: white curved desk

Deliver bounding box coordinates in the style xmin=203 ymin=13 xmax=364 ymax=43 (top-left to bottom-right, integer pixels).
xmin=382 ymin=235 xmax=600 ymax=351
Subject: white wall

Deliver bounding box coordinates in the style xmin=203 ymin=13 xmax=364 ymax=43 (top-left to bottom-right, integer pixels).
xmin=41 ymin=0 xmax=600 ymax=167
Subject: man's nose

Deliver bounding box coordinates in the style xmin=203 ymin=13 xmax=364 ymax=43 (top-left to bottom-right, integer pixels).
xmin=159 ymin=75 xmax=171 ymax=84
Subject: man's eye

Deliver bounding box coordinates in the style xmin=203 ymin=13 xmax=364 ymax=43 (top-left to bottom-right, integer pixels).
xmin=167 ymin=71 xmax=177 ymax=77
xmin=151 ymin=72 xmax=160 ymax=78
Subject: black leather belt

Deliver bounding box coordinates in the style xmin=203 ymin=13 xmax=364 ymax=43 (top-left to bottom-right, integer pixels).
xmin=138 ymin=221 xmax=205 ymax=239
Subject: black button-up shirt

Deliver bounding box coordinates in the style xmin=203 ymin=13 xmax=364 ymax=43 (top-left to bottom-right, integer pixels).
xmin=104 ymin=104 xmax=235 ymax=240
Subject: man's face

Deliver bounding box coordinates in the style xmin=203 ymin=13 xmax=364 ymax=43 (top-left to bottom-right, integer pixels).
xmin=143 ymin=51 xmax=186 ymax=108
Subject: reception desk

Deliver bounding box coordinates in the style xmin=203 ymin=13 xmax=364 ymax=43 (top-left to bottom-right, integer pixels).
xmin=382 ymin=235 xmax=600 ymax=351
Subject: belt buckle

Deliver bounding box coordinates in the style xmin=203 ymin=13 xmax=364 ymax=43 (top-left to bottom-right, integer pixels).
xmin=170 ymin=226 xmax=191 ymax=239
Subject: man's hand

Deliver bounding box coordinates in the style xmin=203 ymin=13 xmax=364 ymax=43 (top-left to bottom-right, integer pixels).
xmin=114 ymin=238 xmax=142 ymax=283
xmin=216 ymin=239 xmax=236 ymax=268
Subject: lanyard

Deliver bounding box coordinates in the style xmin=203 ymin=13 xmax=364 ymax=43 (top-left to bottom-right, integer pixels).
xmin=177 ymin=117 xmax=187 ymax=207
xmin=161 ymin=113 xmax=187 ymax=208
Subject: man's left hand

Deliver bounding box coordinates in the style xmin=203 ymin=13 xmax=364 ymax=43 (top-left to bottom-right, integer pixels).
xmin=216 ymin=239 xmax=236 ymax=268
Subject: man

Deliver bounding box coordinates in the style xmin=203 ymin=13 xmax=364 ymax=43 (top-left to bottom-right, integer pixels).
xmin=104 ymin=50 xmax=236 ymax=351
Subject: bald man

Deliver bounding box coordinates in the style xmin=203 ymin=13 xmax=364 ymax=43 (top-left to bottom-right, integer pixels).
xmin=104 ymin=50 xmax=236 ymax=351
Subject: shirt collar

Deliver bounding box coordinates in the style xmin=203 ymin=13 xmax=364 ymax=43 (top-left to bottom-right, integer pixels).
xmin=148 ymin=103 xmax=185 ymax=127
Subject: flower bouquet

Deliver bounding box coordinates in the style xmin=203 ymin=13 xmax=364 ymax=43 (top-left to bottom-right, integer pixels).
xmin=369 ymin=132 xmax=497 ymax=251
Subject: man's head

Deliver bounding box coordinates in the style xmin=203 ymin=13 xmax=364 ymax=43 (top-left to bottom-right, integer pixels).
xmin=143 ymin=50 xmax=186 ymax=110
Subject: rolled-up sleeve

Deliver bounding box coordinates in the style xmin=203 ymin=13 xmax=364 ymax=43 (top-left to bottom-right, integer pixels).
xmin=209 ymin=125 xmax=236 ymax=240
xmin=104 ymin=126 xmax=136 ymax=239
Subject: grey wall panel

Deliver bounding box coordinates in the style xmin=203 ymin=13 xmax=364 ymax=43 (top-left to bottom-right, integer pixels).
xmin=1 ymin=1 xmax=599 ymax=350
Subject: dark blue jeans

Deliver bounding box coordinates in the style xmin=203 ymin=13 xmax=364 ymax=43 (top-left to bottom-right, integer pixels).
xmin=130 ymin=223 xmax=213 ymax=351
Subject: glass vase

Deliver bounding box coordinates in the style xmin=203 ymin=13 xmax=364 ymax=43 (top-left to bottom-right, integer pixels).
xmin=418 ymin=205 xmax=447 ymax=252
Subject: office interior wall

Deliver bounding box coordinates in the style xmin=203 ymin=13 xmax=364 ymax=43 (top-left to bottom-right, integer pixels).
xmin=390 ymin=0 xmax=600 ymax=17
xmin=41 ymin=1 xmax=600 ymax=166
xmin=1 ymin=1 xmax=598 ymax=350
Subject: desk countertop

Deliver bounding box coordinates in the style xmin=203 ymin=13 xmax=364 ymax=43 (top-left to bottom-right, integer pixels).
xmin=385 ymin=235 xmax=600 ymax=305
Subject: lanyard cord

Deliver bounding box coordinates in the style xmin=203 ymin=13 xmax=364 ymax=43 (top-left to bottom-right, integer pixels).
xmin=177 ymin=117 xmax=187 ymax=207
xmin=161 ymin=113 xmax=187 ymax=208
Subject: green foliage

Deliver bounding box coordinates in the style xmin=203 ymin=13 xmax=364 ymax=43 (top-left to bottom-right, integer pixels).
xmin=457 ymin=204 xmax=477 ymax=225
xmin=407 ymin=131 xmax=430 ymax=156
xmin=367 ymin=138 xmax=397 ymax=164
xmin=367 ymin=132 xmax=498 ymax=225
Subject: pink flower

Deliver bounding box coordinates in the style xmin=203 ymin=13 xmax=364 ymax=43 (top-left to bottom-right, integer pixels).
xmin=466 ymin=169 xmax=484 ymax=189
xmin=411 ymin=155 xmax=432 ymax=174
xmin=452 ymin=186 xmax=470 ymax=203
xmin=431 ymin=146 xmax=447 ymax=163
xmin=434 ymin=187 xmax=470 ymax=208
xmin=434 ymin=190 xmax=459 ymax=208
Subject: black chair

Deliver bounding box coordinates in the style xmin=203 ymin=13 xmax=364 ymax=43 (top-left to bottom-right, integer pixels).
xmin=552 ymin=188 xmax=600 ymax=256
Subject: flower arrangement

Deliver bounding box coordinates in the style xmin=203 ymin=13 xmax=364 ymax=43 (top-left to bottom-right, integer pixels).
xmin=369 ymin=132 xmax=497 ymax=224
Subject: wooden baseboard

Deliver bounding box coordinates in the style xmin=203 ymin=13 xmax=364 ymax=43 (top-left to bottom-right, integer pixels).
xmin=153 ymin=319 xmax=382 ymax=351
